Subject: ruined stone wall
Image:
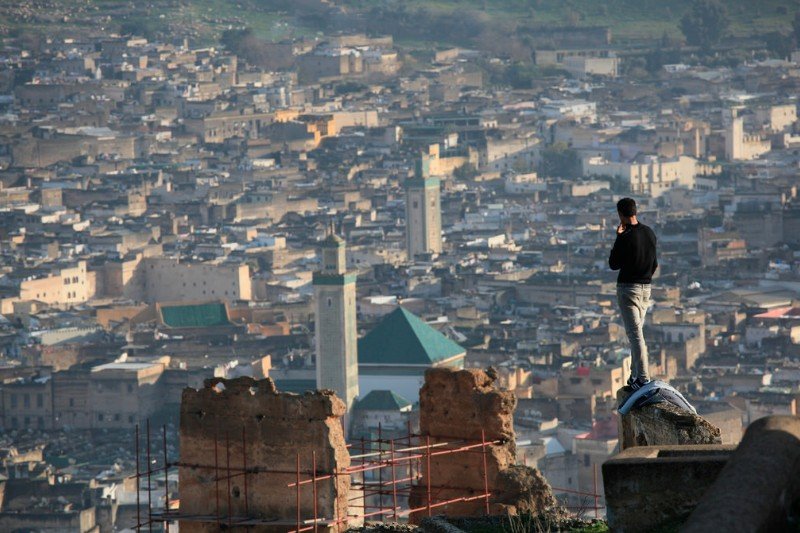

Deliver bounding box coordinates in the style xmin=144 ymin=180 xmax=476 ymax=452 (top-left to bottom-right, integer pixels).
xmin=409 ymin=368 xmax=555 ymax=521
xmin=179 ymin=377 xmax=350 ymax=532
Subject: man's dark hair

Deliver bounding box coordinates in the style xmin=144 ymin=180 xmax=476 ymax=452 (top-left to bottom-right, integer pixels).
xmin=617 ymin=197 xmax=637 ymax=217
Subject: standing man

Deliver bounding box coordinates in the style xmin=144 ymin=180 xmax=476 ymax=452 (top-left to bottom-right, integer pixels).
xmin=609 ymin=198 xmax=658 ymax=390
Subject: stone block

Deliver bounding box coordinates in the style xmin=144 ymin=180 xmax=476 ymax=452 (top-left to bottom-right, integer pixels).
xmin=685 ymin=415 xmax=800 ymax=532
xmin=603 ymin=444 xmax=735 ymax=532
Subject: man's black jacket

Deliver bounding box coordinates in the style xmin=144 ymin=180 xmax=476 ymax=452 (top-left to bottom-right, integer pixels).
xmin=609 ymin=223 xmax=658 ymax=284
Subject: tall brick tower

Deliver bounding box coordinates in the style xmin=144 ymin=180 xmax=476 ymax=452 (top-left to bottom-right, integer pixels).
xmin=313 ymin=230 xmax=359 ymax=416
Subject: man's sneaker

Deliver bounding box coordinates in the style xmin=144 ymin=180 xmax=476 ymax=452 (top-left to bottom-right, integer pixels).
xmin=626 ymin=376 xmax=650 ymax=391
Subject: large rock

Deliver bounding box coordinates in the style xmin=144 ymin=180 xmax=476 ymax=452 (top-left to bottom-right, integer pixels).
xmin=494 ymin=464 xmax=558 ymax=515
xmin=617 ymin=388 xmax=721 ymax=450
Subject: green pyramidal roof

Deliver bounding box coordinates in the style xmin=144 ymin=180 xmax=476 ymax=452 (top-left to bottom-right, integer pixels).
xmin=354 ymin=390 xmax=412 ymax=411
xmin=161 ymin=302 xmax=230 ymax=328
xmin=358 ymin=307 xmax=465 ymax=366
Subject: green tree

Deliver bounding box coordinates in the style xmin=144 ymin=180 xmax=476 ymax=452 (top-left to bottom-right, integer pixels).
xmin=538 ymin=142 xmax=581 ymax=179
xmin=453 ymin=163 xmax=478 ymax=180
xmin=764 ymin=31 xmax=793 ymax=60
xmin=793 ymin=12 xmax=800 ymax=45
xmin=679 ymin=0 xmax=730 ymax=48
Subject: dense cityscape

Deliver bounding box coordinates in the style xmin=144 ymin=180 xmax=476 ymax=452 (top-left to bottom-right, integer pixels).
xmin=0 ymin=0 xmax=799 ymax=531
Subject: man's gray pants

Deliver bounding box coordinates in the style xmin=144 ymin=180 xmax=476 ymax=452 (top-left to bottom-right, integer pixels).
xmin=617 ymin=283 xmax=651 ymax=382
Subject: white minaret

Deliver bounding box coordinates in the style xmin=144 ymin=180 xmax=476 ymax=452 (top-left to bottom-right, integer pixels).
xmin=405 ymin=155 xmax=442 ymax=259
xmin=313 ymin=228 xmax=359 ymax=416
xmin=724 ymin=107 xmax=744 ymax=161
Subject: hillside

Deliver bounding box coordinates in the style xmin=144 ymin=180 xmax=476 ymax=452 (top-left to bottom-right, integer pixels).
xmin=1 ymin=0 xmax=797 ymax=49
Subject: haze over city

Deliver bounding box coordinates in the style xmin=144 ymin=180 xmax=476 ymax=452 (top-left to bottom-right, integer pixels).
xmin=0 ymin=1 xmax=799 ymax=531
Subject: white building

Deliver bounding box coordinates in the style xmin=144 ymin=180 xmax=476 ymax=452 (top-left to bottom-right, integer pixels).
xmin=724 ymin=108 xmax=771 ymax=161
xmin=540 ymin=99 xmax=597 ymax=122
xmin=583 ymin=155 xmax=699 ymax=197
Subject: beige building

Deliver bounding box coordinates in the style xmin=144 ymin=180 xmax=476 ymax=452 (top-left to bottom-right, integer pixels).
xmin=562 ymin=55 xmax=619 ymax=78
xmin=297 ymin=50 xmax=363 ymax=83
xmin=698 ymin=228 xmax=748 ymax=267
xmin=656 ymin=119 xmax=710 ymax=158
xmin=754 ymin=104 xmax=797 ymax=133
xmin=558 ymin=360 xmax=631 ymax=400
xmin=483 ymin=136 xmax=540 ymax=172
xmin=12 ymin=131 xmax=137 ymax=168
xmin=89 ymin=361 xmax=165 ymax=429
xmin=724 ymin=110 xmax=771 ymax=161
xmin=418 ymin=142 xmax=479 ymax=178
xmin=142 ymin=257 xmax=252 ymax=303
xmin=534 ymin=48 xmax=617 ymax=72
xmin=183 ymin=109 xmax=273 ymax=144
xmin=18 ymin=261 xmax=96 ymax=308
xmin=1 ymin=376 xmax=54 ymax=430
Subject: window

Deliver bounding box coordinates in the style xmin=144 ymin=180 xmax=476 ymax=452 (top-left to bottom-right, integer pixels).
xmin=127 ymin=384 xmax=133 ymax=393
xmin=69 ymin=398 xmax=74 ymax=407
xmin=11 ymin=417 xmax=18 ymax=428
xmin=38 ymin=417 xmax=44 ymax=428
xmin=584 ymin=454 xmax=591 ymax=467
xmin=570 ymin=377 xmax=582 ymax=385
xmin=327 ymin=298 xmax=332 ymax=308
xmin=114 ymin=414 xmax=121 ymax=422
xmin=413 ymin=200 xmax=419 ymax=209
xmin=36 ymin=394 xmax=43 ymax=408
xmin=10 ymin=394 xmax=17 ymax=408
xmin=23 ymin=394 xmax=30 ymax=408
xmin=98 ymin=414 xmax=104 ymax=421
xmin=128 ymin=415 xmax=135 ymax=423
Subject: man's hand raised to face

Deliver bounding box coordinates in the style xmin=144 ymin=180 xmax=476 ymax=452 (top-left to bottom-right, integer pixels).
xmin=617 ymin=223 xmax=627 ymax=235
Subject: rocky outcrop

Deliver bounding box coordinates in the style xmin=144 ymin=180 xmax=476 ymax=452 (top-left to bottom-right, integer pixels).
xmin=409 ymin=368 xmax=556 ymax=521
xmin=494 ymin=464 xmax=557 ymax=515
xmin=179 ymin=377 xmax=350 ymax=532
xmin=617 ymin=388 xmax=721 ymax=450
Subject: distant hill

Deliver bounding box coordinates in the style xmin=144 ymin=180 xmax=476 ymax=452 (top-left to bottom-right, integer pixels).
xmin=0 ymin=0 xmax=796 ymax=49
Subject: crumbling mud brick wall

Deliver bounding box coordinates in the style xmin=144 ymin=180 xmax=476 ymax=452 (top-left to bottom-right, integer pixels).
xmin=409 ymin=368 xmax=555 ymax=521
xmin=179 ymin=377 xmax=350 ymax=532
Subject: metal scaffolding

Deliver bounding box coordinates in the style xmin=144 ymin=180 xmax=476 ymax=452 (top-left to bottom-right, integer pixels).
xmin=132 ymin=420 xmax=604 ymax=531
